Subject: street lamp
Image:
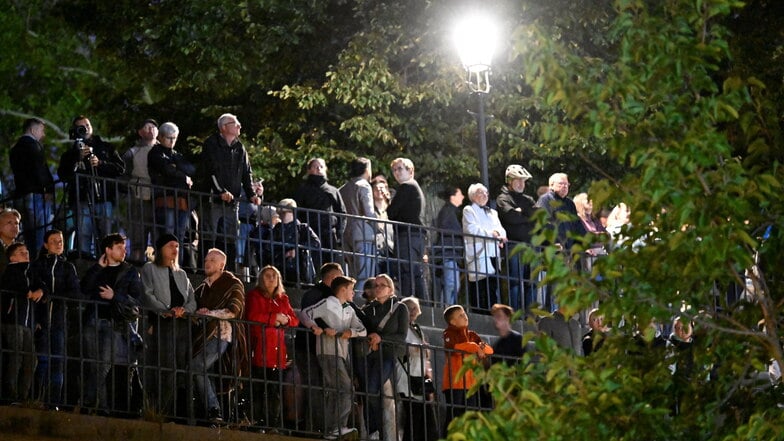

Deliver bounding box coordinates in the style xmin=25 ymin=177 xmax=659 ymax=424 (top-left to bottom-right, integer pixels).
xmin=454 ymin=14 xmax=497 ymax=189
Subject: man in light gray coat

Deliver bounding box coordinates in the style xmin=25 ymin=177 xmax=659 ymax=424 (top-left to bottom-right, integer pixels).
xmin=339 ymin=157 xmax=377 ymax=298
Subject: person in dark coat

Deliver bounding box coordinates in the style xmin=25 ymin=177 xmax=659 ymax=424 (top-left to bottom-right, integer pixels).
xmin=388 ymin=158 xmax=428 ymax=300
xmin=148 ymin=122 xmax=196 ymax=243
xmin=358 ymin=273 xmax=409 ymax=439
xmin=30 ymin=230 xmax=82 ymax=405
xmin=293 ymin=158 xmax=346 ymax=268
xmin=496 ymin=165 xmax=537 ymax=311
xmin=10 ymin=117 xmax=55 ymax=254
xmin=57 ymin=116 xmax=125 ymax=258
xmin=80 ymin=233 xmax=143 ymax=411
xmin=198 ymin=113 xmax=261 ymax=272
xmin=266 ymin=199 xmax=321 ymax=285
xmin=1 ymin=243 xmax=44 ymax=402
xmin=433 ymin=186 xmax=465 ymax=306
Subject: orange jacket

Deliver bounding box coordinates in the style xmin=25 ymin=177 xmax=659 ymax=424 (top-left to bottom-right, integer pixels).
xmin=441 ymin=324 xmax=493 ymax=391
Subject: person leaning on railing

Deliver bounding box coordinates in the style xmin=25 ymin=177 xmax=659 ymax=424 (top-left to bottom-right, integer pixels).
xmin=245 ymin=265 xmax=299 ymax=429
xmin=140 ymin=233 xmax=196 ymax=417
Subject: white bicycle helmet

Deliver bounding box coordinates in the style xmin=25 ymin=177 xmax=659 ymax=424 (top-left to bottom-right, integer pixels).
xmin=505 ymin=164 xmax=532 ymax=181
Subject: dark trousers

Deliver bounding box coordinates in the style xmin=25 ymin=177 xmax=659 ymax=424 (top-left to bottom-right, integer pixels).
xmin=2 ymin=324 xmax=36 ymax=402
xmin=396 ymin=232 xmax=428 ymax=300
xmin=442 ymin=388 xmax=477 ymax=435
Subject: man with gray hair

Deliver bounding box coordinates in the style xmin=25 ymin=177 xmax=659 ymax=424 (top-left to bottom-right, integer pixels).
xmin=199 ymin=114 xmax=262 ymax=272
xmin=535 ymin=172 xmax=586 ymax=250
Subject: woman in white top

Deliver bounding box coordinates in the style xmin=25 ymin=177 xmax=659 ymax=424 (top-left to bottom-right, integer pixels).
xmin=463 ymin=183 xmax=507 ymax=312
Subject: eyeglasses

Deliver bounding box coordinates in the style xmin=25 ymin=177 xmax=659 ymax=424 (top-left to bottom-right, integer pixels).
xmin=224 ymin=121 xmax=241 ymax=128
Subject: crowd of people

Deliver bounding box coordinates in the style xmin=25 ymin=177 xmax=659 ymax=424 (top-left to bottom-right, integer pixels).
xmin=1 ymin=112 xmax=656 ymax=440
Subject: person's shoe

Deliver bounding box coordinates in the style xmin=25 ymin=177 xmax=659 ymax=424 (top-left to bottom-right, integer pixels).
xmin=207 ymin=407 xmax=223 ymax=423
xmin=369 ymin=431 xmax=380 ymax=440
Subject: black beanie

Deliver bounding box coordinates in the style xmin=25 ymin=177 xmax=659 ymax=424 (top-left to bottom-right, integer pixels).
xmin=155 ymin=233 xmax=179 ymax=251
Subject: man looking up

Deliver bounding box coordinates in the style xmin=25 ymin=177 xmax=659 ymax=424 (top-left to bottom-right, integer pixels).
xmin=10 ymin=117 xmax=55 ymax=254
xmin=200 ymin=113 xmax=261 ymax=272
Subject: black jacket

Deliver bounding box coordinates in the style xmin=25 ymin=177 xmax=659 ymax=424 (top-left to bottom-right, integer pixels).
xmin=10 ymin=135 xmax=55 ymax=196
xmin=535 ymin=190 xmax=587 ymax=248
xmin=0 ymin=262 xmax=44 ymax=328
xmin=360 ymin=297 xmax=409 ymax=359
xmin=31 ymin=253 xmax=82 ymax=329
xmin=148 ymin=144 xmax=196 ymax=191
xmin=199 ymin=133 xmax=256 ymax=202
xmin=80 ymin=262 xmax=142 ymax=323
xmin=267 ymin=221 xmax=321 ymax=283
xmin=432 ymin=202 xmax=463 ymax=259
xmin=496 ymin=186 xmax=537 ymax=243
xmin=57 ymin=136 xmax=124 ymax=204
xmin=293 ymin=174 xmax=346 ymax=245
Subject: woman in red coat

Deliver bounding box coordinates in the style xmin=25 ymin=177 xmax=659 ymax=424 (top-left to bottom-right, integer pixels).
xmin=245 ymin=265 xmax=299 ymax=430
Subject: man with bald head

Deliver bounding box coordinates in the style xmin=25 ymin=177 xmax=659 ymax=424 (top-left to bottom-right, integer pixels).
xmin=188 ymin=248 xmax=246 ymax=423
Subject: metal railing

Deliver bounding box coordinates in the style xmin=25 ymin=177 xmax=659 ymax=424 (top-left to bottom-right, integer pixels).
xmin=0 ymin=294 xmax=518 ymax=441
xmin=68 ymin=174 xmax=555 ymax=314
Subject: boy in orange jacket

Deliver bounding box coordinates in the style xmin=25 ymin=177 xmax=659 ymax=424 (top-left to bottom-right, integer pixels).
xmin=441 ymin=304 xmax=493 ymax=432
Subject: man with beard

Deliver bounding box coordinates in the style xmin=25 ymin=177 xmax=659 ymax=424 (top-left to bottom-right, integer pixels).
xmin=496 ymin=165 xmax=536 ymax=311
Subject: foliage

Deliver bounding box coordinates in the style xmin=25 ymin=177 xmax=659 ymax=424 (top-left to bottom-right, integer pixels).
xmin=449 ymin=0 xmax=784 ymax=440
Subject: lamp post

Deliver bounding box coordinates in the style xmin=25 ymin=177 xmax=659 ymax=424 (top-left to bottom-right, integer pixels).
xmin=454 ymin=14 xmax=497 ymax=189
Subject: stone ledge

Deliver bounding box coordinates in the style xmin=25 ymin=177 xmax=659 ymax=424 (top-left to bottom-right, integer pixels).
xmin=0 ymin=406 xmax=310 ymax=441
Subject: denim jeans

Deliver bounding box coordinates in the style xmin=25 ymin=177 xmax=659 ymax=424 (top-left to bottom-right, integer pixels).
xmin=357 ymin=354 xmax=395 ymax=435
xmin=441 ymin=259 xmax=461 ymax=305
xmin=506 ymin=251 xmax=530 ymax=311
xmin=83 ymin=319 xmax=127 ymax=409
xmin=350 ymin=240 xmax=377 ymax=296
xmin=209 ymin=201 xmax=240 ymax=269
xmin=78 ymin=202 xmax=113 ymax=257
xmin=190 ymin=337 xmax=229 ymax=413
xmin=21 ymin=193 xmax=54 ymax=254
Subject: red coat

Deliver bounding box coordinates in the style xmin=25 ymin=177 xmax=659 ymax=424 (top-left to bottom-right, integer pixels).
xmin=245 ymin=288 xmax=299 ymax=369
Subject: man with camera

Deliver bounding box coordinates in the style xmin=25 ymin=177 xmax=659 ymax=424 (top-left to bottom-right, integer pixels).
xmin=57 ymin=116 xmax=125 ymax=259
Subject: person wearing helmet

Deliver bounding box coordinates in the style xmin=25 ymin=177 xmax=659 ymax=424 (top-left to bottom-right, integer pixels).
xmin=496 ymin=165 xmax=536 ymax=311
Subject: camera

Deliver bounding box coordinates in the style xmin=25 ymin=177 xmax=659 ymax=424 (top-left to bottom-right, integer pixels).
xmin=70 ymin=124 xmax=89 ymax=140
